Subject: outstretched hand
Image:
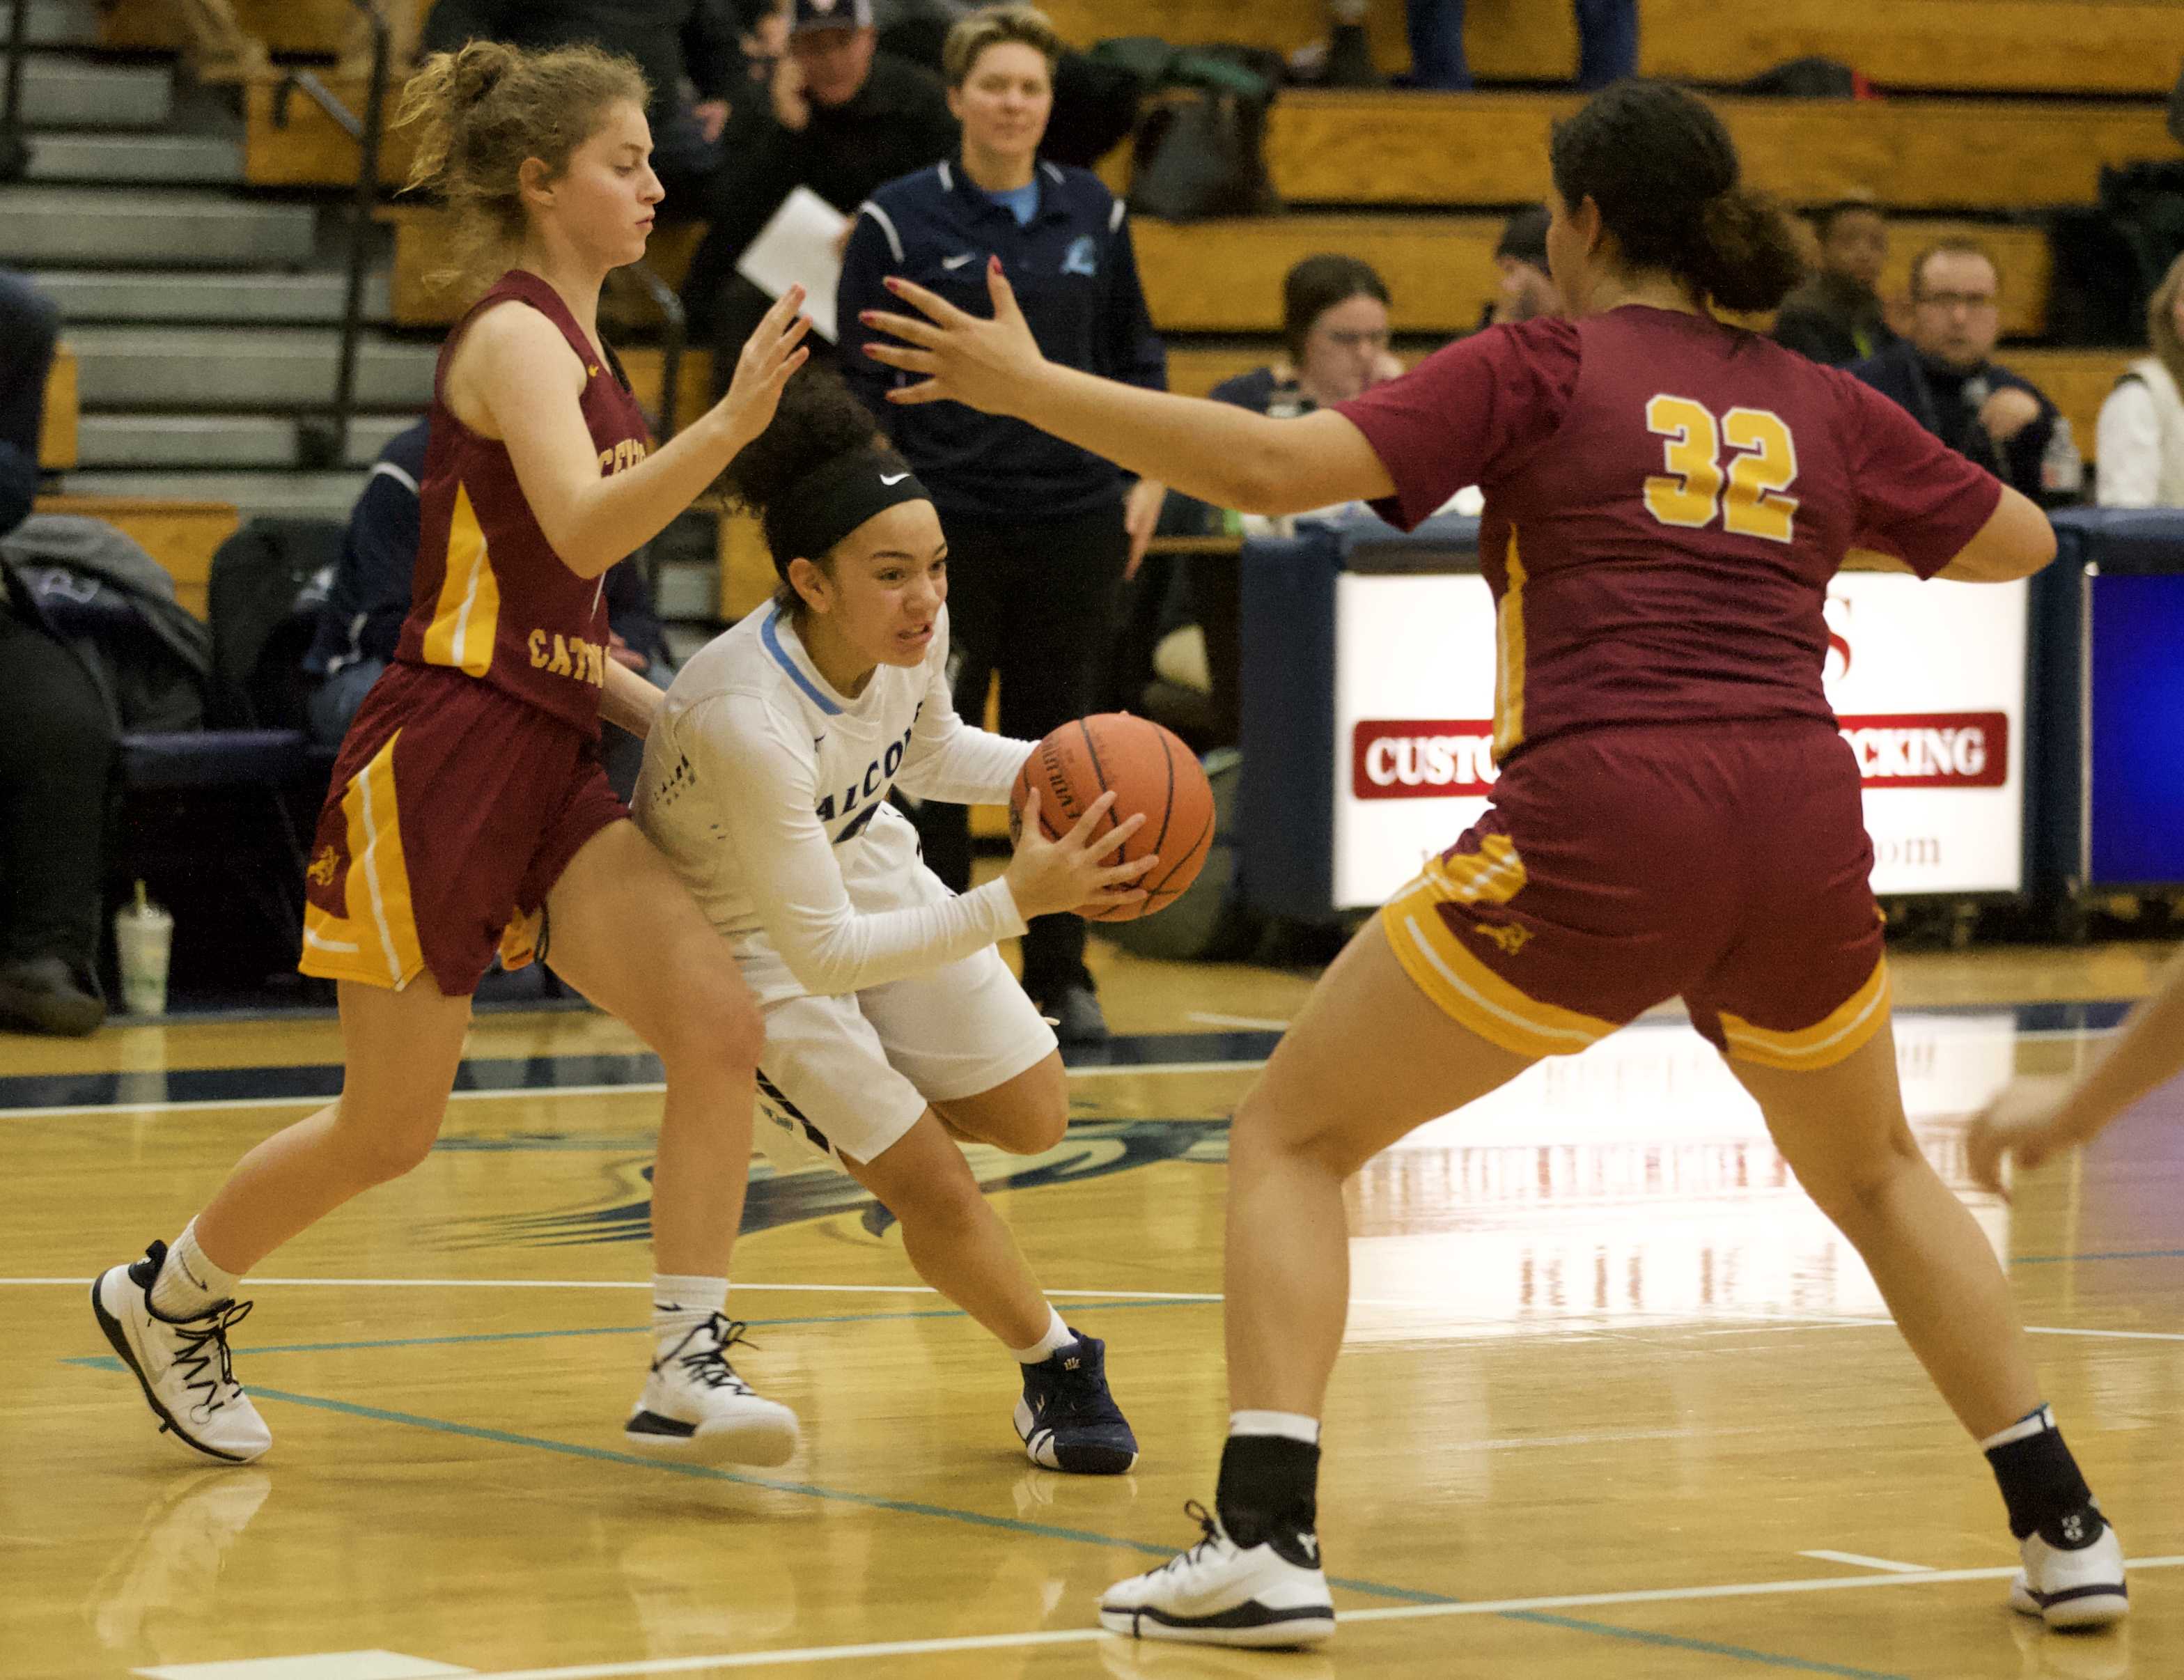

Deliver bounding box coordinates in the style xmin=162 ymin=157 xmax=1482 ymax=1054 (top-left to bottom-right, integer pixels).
xmin=717 ymin=284 xmax=811 ymax=450
xmin=857 ymin=258 xmax=1050 ymax=417
xmin=1965 ymin=1075 xmax=2089 ymax=1197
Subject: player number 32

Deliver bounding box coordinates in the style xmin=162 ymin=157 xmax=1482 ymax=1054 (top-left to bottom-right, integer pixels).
xmin=1643 ymin=395 xmax=1800 ymax=543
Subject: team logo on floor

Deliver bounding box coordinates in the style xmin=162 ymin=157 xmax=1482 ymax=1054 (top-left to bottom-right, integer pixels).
xmin=433 ymin=1119 xmax=1229 ymax=1249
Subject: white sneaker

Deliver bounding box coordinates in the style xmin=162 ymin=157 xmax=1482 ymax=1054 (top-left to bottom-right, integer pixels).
xmin=1100 ymin=1501 xmax=1335 ymax=1649
xmin=2011 ymin=1515 xmax=2128 ymax=1629
xmin=91 ymin=1242 xmax=272 ymax=1464
xmin=624 ymin=1313 xmax=800 ymax=1466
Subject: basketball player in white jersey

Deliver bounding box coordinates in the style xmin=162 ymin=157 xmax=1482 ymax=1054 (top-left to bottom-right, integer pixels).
xmin=634 ymin=368 xmax=1151 ymax=1472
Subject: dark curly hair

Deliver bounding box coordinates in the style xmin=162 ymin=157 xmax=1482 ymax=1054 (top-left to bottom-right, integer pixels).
xmin=1548 ymin=80 xmax=1806 ymax=314
xmin=717 ymin=366 xmax=888 ymax=581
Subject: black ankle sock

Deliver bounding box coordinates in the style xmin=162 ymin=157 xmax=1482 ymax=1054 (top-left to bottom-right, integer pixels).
xmin=1985 ymin=1414 xmax=2097 ymax=1543
xmin=1217 ymin=1434 xmax=1320 ymax=1560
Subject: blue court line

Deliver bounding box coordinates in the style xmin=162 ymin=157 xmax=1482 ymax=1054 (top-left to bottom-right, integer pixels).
xmin=65 ymin=1372 xmax=1911 ymax=1676
xmin=1504 ymin=1613 xmax=1905 ymax=1679
xmin=58 ymin=1296 xmax=1218 ymax=1362
xmin=2013 ymin=1247 xmax=2184 ymax=1266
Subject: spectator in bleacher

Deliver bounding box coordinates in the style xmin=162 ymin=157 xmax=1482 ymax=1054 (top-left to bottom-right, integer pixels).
xmin=1398 ymin=0 xmax=1637 ymax=91
xmin=682 ymin=0 xmax=957 ymax=393
xmin=0 ymin=275 xmax=107 ymax=1036
xmin=0 ymin=271 xmax=58 ymax=536
xmin=836 ymin=3 xmax=1166 ymax=1043
xmin=1772 ymin=199 xmax=1896 ymax=366
xmin=420 ymin=0 xmax=748 ymax=212
xmin=2097 ymin=251 xmax=2184 ymax=507
xmin=1485 ymin=205 xmax=1559 ymax=326
xmin=1852 ymin=240 xmax=2083 ymax=508
xmin=303 ymin=419 xmax=675 ymax=798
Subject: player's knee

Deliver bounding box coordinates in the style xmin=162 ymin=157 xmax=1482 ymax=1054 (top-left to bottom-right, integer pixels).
xmin=337 ymin=1112 xmax=442 ymax=1183
xmin=660 ymin=974 xmax=765 ymax=1077
xmin=1786 ymin=1123 xmax=1923 ymax=1225
xmin=999 ymin=1094 xmax=1068 ymax=1155
xmin=1233 ymin=1084 xmax=1361 ymax=1179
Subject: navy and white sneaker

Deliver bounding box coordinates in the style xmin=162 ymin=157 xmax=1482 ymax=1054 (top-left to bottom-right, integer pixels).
xmin=92 ymin=1240 xmax=271 ymax=1464
xmin=2011 ymin=1511 xmax=2128 ymax=1629
xmin=1015 ymin=1330 xmax=1137 ymax=1474
xmin=1100 ymin=1500 xmax=1335 ymax=1648
xmin=625 ymin=1314 xmax=799 ymax=1466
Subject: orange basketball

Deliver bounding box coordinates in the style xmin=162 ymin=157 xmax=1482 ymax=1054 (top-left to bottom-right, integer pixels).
xmin=1008 ymin=713 xmax=1216 ymax=922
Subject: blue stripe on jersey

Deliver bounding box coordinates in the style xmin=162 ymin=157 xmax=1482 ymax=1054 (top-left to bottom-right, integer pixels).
xmin=760 ymin=605 xmax=842 ymax=717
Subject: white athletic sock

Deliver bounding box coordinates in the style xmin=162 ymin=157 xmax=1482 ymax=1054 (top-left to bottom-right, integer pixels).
xmin=1229 ymin=1409 xmax=1323 ymax=1446
xmin=150 ymin=1220 xmax=240 ymax=1320
xmin=1009 ymin=1306 xmax=1074 ymax=1364
xmin=653 ymin=1275 xmax=728 ymax=1350
xmin=1981 ymin=1403 xmax=2057 ymax=1452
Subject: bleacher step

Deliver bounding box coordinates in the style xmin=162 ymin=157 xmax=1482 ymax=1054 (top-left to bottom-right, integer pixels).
xmin=61 ymin=469 xmax=371 ymax=523
xmin=19 ymin=61 xmax=171 ymax=128
xmin=31 ymin=267 xmax=391 ymax=325
xmin=21 ymin=0 xmax=104 ymax=47
xmin=77 ymin=413 xmax=416 ymax=471
xmin=26 ymin=132 xmax=244 ymax=186
xmin=0 ymin=187 xmax=315 ymax=267
xmin=67 ymin=326 xmax=437 ymax=409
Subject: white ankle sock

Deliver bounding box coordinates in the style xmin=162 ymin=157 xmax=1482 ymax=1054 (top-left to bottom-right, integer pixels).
xmin=653 ymin=1275 xmax=728 ymax=1348
xmin=1008 ymin=1306 xmax=1073 ymax=1364
xmin=1981 ymin=1403 xmax=2056 ymax=1452
xmin=1229 ymin=1410 xmax=1322 ymax=1446
xmin=150 ymin=1220 xmax=239 ymax=1320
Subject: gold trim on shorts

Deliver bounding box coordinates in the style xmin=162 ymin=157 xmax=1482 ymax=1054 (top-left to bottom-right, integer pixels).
xmin=1716 ymin=957 xmax=1892 ymax=1072
xmin=299 ymin=730 xmax=428 ymax=990
xmin=1381 ymin=846 xmax=1617 ymax=1061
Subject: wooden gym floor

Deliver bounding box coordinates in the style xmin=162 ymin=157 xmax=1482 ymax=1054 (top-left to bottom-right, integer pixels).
xmin=3 ymin=940 xmax=2179 ymax=1679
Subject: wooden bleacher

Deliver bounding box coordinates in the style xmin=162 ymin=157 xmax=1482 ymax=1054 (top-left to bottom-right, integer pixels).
xmin=102 ymin=0 xmax=367 ymax=57
xmin=1040 ymin=0 xmax=2184 ymax=97
xmin=29 ymin=497 xmax=241 ymax=620
xmin=1263 ymin=92 xmax=2174 ymax=210
xmin=247 ymin=83 xmax=2173 ymax=210
xmin=387 ymin=205 xmax=2057 ymax=338
xmin=40 ymin=345 xmax=77 ymax=472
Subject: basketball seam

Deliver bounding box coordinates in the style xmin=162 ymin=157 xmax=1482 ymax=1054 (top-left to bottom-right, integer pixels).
xmin=1145 ymin=802 xmax=1215 ymax=899
xmin=1148 ymin=728 xmax=1178 ymax=860
xmin=1075 ymin=718 xmax=1118 ymax=844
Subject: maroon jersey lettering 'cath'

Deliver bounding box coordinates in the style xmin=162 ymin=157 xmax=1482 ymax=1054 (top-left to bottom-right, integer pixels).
xmin=394 ymin=268 xmax=653 ymax=734
xmin=1335 ymin=307 xmax=2004 ymax=762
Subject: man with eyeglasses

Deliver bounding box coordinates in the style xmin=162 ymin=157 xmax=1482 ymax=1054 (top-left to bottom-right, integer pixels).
xmin=1851 ymin=240 xmax=2082 ymax=506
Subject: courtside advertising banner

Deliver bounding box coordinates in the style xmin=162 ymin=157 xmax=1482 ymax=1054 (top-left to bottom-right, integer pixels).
xmin=1331 ymin=570 xmax=2028 ymax=908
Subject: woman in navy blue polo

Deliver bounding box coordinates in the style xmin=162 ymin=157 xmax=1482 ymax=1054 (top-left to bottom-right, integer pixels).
xmin=837 ymin=3 xmax=1167 ymax=1043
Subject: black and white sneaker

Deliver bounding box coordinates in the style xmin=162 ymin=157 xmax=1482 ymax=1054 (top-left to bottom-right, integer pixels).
xmin=625 ymin=1313 xmax=799 ymax=1466
xmin=91 ymin=1241 xmax=271 ymax=1464
xmin=1100 ymin=1500 xmax=1335 ymax=1648
xmin=2011 ymin=1511 xmax=2128 ymax=1629
xmin=1016 ymin=1330 xmax=1138 ymax=1474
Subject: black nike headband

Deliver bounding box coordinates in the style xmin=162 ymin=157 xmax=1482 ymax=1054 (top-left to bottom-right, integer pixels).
xmin=766 ymin=449 xmax=933 ymax=582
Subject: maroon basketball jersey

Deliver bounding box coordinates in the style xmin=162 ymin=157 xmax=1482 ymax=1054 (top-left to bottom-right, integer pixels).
xmin=1336 ymin=306 xmax=2002 ymax=762
xmin=393 ymin=269 xmax=653 ymax=734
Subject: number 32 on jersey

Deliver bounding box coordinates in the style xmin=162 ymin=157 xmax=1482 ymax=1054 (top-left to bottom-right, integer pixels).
xmin=1643 ymin=395 xmax=1800 ymax=543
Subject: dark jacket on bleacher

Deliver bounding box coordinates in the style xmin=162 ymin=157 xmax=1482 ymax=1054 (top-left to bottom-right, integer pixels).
xmin=1850 ymin=339 xmax=2073 ymax=507
xmin=836 ymin=154 xmax=1167 ymax=523
xmin=1772 ymin=271 xmax=1897 ymax=368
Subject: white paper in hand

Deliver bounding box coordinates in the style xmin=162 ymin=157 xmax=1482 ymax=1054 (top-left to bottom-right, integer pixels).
xmin=735 ymin=185 xmax=849 ymax=342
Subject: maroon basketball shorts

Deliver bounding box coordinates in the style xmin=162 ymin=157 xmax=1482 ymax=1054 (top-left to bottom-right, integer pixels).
xmin=299 ymin=663 xmax=627 ymax=997
xmin=1382 ymin=720 xmax=1890 ymax=1071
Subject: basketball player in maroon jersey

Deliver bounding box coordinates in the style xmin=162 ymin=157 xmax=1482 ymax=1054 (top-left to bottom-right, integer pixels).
xmin=93 ymin=42 xmax=816 ymax=1468
xmin=864 ymin=79 xmax=2126 ymax=1645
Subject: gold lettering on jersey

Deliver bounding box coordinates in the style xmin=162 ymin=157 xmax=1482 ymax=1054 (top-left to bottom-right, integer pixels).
xmin=597 ymin=437 xmax=650 ymax=475
xmin=1722 ymin=408 xmax=1800 ymax=543
xmin=1644 ymin=396 xmax=1801 ymax=543
xmin=1642 ymin=396 xmax=1722 ymax=529
xmin=527 ymin=628 xmax=609 ymax=686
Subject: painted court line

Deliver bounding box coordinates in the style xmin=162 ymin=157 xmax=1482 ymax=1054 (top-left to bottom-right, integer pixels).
xmin=370 ymin=1556 xmax=2184 ymax=1680
xmin=136 ymin=1656 xmax=472 ymax=1680
xmin=1183 ymin=1011 xmax=1292 ymax=1031
xmin=1798 ymin=1550 xmax=1933 ymax=1574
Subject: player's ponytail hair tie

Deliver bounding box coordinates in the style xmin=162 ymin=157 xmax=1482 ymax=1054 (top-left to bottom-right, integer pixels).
xmin=765 ymin=450 xmax=932 ymax=581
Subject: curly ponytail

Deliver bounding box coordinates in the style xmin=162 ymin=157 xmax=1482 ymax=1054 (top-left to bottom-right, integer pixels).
xmin=1694 ymin=187 xmax=1809 ymax=313
xmin=394 ymin=40 xmax=648 ymax=298
xmin=1550 ymin=80 xmax=1808 ymax=315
